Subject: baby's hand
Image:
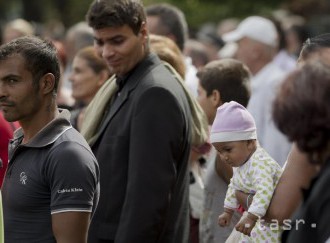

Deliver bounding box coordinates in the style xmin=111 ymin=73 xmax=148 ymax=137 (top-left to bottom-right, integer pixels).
xmin=235 ymin=212 xmax=258 ymax=236
xmin=218 ymin=211 xmax=233 ymax=227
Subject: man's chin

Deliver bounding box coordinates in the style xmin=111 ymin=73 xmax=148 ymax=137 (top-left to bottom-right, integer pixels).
xmin=2 ymin=113 xmax=17 ymax=123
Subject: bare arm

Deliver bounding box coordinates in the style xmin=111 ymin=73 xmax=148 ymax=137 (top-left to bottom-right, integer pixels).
xmin=52 ymin=212 xmax=91 ymax=243
xmin=264 ymin=144 xmax=318 ymax=223
xmin=235 ymin=191 xmax=251 ymax=211
xmin=236 ymin=143 xmax=318 ymax=224
xmin=215 ymin=153 xmax=233 ymax=184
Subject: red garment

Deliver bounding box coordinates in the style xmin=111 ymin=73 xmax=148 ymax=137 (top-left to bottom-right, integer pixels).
xmin=237 ymin=204 xmax=245 ymax=214
xmin=0 ymin=112 xmax=19 ymax=186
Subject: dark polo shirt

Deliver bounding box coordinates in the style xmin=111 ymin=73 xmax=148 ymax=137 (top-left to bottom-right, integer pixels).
xmin=2 ymin=109 xmax=99 ymax=243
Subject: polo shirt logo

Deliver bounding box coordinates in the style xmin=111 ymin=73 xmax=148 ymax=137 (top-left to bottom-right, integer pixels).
xmin=20 ymin=172 xmax=27 ymax=185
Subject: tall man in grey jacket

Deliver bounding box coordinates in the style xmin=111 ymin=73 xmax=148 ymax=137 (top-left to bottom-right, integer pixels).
xmin=85 ymin=0 xmax=192 ymax=242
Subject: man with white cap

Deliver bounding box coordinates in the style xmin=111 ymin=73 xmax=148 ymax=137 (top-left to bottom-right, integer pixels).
xmin=223 ymin=16 xmax=291 ymax=166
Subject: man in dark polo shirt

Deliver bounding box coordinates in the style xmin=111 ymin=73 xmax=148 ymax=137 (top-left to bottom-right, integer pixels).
xmin=0 ymin=36 xmax=99 ymax=243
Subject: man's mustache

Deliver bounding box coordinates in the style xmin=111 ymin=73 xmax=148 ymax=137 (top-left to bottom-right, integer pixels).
xmin=0 ymin=97 xmax=15 ymax=106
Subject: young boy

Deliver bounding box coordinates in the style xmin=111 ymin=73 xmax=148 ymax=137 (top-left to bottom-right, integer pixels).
xmin=211 ymin=101 xmax=282 ymax=242
xmin=198 ymin=58 xmax=251 ymax=243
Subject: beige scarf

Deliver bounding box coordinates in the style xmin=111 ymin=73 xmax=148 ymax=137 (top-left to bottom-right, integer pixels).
xmin=80 ymin=63 xmax=209 ymax=147
xmin=162 ymin=62 xmax=209 ymax=146
xmin=80 ymin=75 xmax=117 ymax=146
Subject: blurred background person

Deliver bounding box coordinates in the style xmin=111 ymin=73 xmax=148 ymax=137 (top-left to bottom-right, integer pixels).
xmin=146 ymin=3 xmax=199 ymax=97
xmin=223 ymin=16 xmax=291 ymax=166
xmin=195 ymin=23 xmax=224 ymax=62
xmin=217 ymin=18 xmax=240 ymax=60
xmin=272 ymin=18 xmax=297 ymax=72
xmin=1 ymin=18 xmax=35 ymax=44
xmin=0 ymin=112 xmax=19 ymax=187
xmin=184 ymin=39 xmax=210 ymax=70
xmin=69 ymin=46 xmax=111 ymax=131
xmin=62 ymin=21 xmax=94 ymax=90
xmin=297 ymin=33 xmax=330 ymax=66
xmin=285 ymin=24 xmax=310 ymax=59
xmin=216 ymin=18 xmax=240 ymax=38
xmin=52 ymin=39 xmax=75 ymax=109
xmin=149 ymin=34 xmax=186 ymax=79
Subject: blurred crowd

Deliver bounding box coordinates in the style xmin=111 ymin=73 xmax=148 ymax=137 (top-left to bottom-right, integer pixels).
xmin=0 ymin=1 xmax=329 ymax=243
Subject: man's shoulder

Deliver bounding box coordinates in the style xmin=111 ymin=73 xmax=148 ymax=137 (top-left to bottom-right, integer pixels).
xmin=54 ymin=127 xmax=92 ymax=152
xmin=263 ymin=61 xmax=287 ymax=81
xmin=134 ymin=53 xmax=176 ymax=81
xmin=134 ymin=63 xmax=180 ymax=96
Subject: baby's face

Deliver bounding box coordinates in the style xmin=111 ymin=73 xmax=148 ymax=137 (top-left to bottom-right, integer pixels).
xmin=212 ymin=140 xmax=254 ymax=167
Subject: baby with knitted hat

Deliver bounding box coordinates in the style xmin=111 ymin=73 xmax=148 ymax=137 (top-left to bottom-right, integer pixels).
xmin=210 ymin=101 xmax=283 ymax=242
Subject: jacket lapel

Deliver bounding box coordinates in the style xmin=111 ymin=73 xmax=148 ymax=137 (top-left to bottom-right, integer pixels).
xmin=96 ymin=85 xmax=129 ymax=135
xmin=95 ymin=53 xmax=161 ymax=140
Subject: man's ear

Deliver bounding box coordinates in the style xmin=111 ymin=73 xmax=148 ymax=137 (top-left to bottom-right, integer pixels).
xmin=211 ymin=89 xmax=222 ymax=107
xmin=40 ymin=73 xmax=55 ymax=95
xmin=140 ymin=22 xmax=149 ymax=41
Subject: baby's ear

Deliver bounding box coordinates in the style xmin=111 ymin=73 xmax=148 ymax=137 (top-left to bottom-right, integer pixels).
xmin=247 ymin=139 xmax=257 ymax=150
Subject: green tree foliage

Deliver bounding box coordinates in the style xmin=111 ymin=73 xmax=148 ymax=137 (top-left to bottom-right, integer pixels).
xmin=1 ymin=0 xmax=318 ymax=34
xmin=144 ymin=0 xmax=286 ymax=31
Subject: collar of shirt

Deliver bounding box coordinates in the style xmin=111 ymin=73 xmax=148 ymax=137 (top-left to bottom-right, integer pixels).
xmin=114 ymin=55 xmax=149 ymax=92
xmin=11 ymin=109 xmax=72 ymax=148
xmin=115 ymin=74 xmax=128 ymax=92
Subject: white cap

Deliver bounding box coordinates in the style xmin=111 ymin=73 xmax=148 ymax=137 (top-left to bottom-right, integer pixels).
xmin=222 ymin=16 xmax=278 ymax=47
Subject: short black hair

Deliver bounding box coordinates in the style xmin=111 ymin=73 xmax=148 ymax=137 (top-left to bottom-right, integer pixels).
xmin=0 ymin=36 xmax=60 ymax=93
xmin=86 ymin=0 xmax=146 ymax=35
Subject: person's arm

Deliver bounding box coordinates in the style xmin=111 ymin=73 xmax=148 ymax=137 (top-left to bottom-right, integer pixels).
xmin=236 ymin=144 xmax=318 ymax=223
xmin=264 ymin=143 xmax=318 ymax=223
xmin=52 ymin=212 xmax=90 ymax=243
xmin=218 ymin=208 xmax=234 ymax=227
xmin=47 ymin=141 xmax=99 ymax=242
xmin=235 ymin=190 xmax=253 ymax=211
xmin=215 ymin=153 xmax=233 ymax=184
xmin=235 ymin=212 xmax=258 ymax=236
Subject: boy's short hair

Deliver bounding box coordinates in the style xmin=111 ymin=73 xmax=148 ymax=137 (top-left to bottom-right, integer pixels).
xmin=197 ymin=58 xmax=251 ymax=107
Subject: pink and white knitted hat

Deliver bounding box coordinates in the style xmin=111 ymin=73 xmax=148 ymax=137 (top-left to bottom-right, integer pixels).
xmin=210 ymin=101 xmax=257 ymax=143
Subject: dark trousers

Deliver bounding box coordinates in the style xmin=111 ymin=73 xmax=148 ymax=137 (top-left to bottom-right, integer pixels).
xmin=189 ymin=214 xmax=199 ymax=243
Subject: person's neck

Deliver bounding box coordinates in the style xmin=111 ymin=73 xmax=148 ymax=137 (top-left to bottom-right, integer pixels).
xmin=249 ymin=55 xmax=273 ymax=75
xmin=116 ymin=52 xmax=149 ymax=81
xmin=20 ymin=103 xmax=59 ymax=144
xmin=250 ymin=61 xmax=267 ymax=75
